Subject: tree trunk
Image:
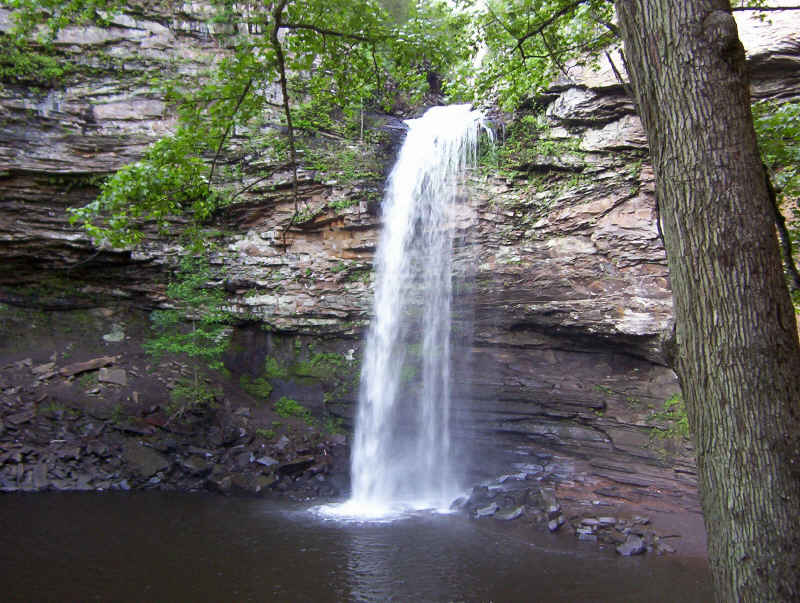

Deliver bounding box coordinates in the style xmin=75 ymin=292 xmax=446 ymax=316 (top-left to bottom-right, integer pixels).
xmin=615 ymin=1 xmax=800 ymax=600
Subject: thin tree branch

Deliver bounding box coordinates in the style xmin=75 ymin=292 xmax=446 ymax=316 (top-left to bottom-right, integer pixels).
xmin=228 ymin=163 xmax=294 ymax=202
xmin=605 ymin=48 xmax=636 ymax=102
xmin=280 ymin=22 xmax=383 ymax=42
xmin=271 ymin=0 xmax=303 ymax=248
xmin=511 ymin=0 xmax=586 ymax=59
xmin=207 ymin=78 xmax=253 ymax=191
xmin=590 ymin=8 xmax=620 ymax=37
xmin=731 ymin=5 xmax=800 ymax=11
xmin=370 ymin=44 xmax=383 ymax=94
xmin=540 ymin=32 xmax=571 ymax=81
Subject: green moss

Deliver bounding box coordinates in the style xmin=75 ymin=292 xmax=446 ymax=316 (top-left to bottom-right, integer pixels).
xmin=263 ymin=356 xmax=288 ymax=380
xmin=305 ymin=141 xmax=382 ymax=185
xmin=486 ymin=111 xmax=584 ymax=174
xmin=39 ymin=402 xmax=67 ymax=415
xmin=292 ymin=352 xmax=346 ymax=380
xmin=240 ymin=375 xmax=273 ymax=400
xmin=255 ymin=427 xmax=276 ymax=440
xmin=0 ymin=39 xmax=74 ymax=86
xmin=77 ymin=371 xmax=99 ymax=389
xmin=323 ymin=415 xmax=345 ymax=435
xmin=274 ymin=396 xmax=313 ymax=425
xmin=648 ymin=393 xmax=690 ymax=440
xmin=345 ymin=269 xmax=371 ymax=283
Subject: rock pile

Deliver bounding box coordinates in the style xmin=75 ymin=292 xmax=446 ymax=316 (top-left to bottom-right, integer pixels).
xmin=0 ymin=391 xmax=349 ymax=499
xmin=457 ymin=473 xmax=678 ymax=556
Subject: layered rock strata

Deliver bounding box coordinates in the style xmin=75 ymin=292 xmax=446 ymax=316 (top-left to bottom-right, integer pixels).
xmin=1 ymin=4 xmax=799 ymax=514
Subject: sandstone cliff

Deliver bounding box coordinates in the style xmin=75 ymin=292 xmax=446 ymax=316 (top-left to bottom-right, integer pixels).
xmin=1 ymin=4 xmax=799 ymax=515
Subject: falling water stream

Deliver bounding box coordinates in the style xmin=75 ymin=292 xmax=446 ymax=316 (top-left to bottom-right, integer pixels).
xmin=323 ymin=105 xmax=489 ymax=519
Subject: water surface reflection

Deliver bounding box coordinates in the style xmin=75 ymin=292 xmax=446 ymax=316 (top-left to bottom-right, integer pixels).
xmin=1 ymin=493 xmax=712 ymax=602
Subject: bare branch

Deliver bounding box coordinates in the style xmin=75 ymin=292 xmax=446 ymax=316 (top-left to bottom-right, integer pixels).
xmin=511 ymin=0 xmax=586 ymax=59
xmin=207 ymin=78 xmax=253 ymax=190
xmin=540 ymin=32 xmax=571 ymax=81
xmin=731 ymin=5 xmax=800 ymax=11
xmin=271 ymin=0 xmax=304 ymax=248
xmin=590 ymin=9 xmax=620 ymax=36
xmin=280 ymin=22 xmax=382 ymax=42
xmin=605 ymin=49 xmax=636 ymax=102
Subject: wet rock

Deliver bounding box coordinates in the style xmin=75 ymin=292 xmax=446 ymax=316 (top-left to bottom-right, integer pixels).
xmin=616 ymin=534 xmax=646 ymax=556
xmin=475 ymin=502 xmax=499 ymax=518
xmin=206 ymin=473 xmax=232 ymax=493
xmin=604 ymin=530 xmax=628 ymax=546
xmin=576 ymin=526 xmax=598 ymax=542
xmin=450 ymin=496 xmax=467 ymax=510
xmin=116 ymin=418 xmax=156 ymax=436
xmin=273 ymin=435 xmax=291 ymax=452
xmin=468 ymin=485 xmax=495 ymax=506
xmin=86 ymin=440 xmax=111 ymax=457
xmin=255 ymin=455 xmax=279 ymax=468
xmin=150 ymin=437 xmax=178 ymax=453
xmin=235 ymin=451 xmax=254 ymax=469
xmin=32 ymin=362 xmax=56 ymax=376
xmin=220 ymin=424 xmax=242 ymax=446
xmin=50 ymin=478 xmax=74 ymax=491
xmin=102 ymin=324 xmax=125 ymax=343
xmin=73 ymin=473 xmax=94 ymax=491
xmin=188 ymin=446 xmax=214 ymax=457
xmin=328 ymin=433 xmax=347 ymax=446
xmin=122 ymin=442 xmax=170 ymax=479
xmin=230 ymin=472 xmax=276 ymax=495
xmin=30 ymin=463 xmax=49 ymax=490
xmin=548 ymin=515 xmax=566 ymax=532
xmin=278 ymin=456 xmax=315 ymax=476
xmin=180 ymin=455 xmax=212 ymax=476
xmin=496 ymin=506 xmax=524 ymax=521
xmin=6 ymin=409 xmax=35 ymax=426
xmin=98 ymin=367 xmax=127 ymax=386
xmin=56 ymin=445 xmax=82 ymax=460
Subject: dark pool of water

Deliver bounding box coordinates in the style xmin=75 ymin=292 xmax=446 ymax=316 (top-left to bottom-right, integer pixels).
xmin=0 ymin=492 xmax=712 ymax=602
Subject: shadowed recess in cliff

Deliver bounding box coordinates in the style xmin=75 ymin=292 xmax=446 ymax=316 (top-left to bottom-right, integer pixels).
xmin=319 ymin=104 xmax=491 ymax=519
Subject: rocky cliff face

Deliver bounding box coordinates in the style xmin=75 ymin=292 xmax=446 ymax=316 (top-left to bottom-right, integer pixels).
xmin=2 ymin=4 xmax=799 ymax=515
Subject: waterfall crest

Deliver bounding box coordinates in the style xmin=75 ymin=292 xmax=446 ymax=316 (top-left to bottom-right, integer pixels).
xmin=328 ymin=104 xmax=487 ymax=519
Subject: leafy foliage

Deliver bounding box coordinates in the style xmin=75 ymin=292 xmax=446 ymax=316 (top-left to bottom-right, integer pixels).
xmin=753 ymin=100 xmax=800 ymax=302
xmin=753 ymin=100 xmax=800 ymax=214
xmin=0 ymin=37 xmax=72 ymax=85
xmin=239 ymin=375 xmax=274 ymax=400
xmin=69 ymin=130 xmax=215 ymax=247
xmin=648 ymin=393 xmax=690 ymax=441
xmin=459 ymin=0 xmax=615 ymax=111
xmin=144 ymin=255 xmax=232 ymax=411
xmin=274 ymin=395 xmax=313 ymax=425
xmin=1 ymin=0 xmax=475 ymax=246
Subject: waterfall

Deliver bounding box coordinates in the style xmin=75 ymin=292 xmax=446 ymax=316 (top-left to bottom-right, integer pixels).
xmin=326 ymin=104 xmax=488 ymax=519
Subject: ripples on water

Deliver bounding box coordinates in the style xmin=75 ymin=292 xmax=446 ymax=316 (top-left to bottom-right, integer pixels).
xmin=0 ymin=492 xmax=712 ymax=602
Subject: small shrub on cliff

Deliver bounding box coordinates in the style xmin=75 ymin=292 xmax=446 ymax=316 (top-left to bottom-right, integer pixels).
xmin=274 ymin=396 xmax=313 ymax=425
xmin=144 ymin=255 xmax=232 ymax=417
xmin=647 ymin=394 xmax=690 ymax=441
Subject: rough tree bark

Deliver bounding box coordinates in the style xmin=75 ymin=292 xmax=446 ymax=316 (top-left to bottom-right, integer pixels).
xmin=614 ymin=1 xmax=800 ymax=600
